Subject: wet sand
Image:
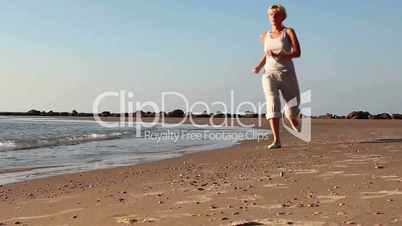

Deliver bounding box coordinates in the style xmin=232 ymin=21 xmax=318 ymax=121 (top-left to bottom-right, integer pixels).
xmin=1 ymin=119 xmax=402 ymax=226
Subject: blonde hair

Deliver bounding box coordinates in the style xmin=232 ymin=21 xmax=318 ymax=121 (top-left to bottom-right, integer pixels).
xmin=267 ymin=4 xmax=287 ymax=20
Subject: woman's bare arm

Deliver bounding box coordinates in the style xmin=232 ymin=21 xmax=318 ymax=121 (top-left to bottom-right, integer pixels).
xmin=253 ymin=32 xmax=268 ymax=74
xmin=279 ymin=27 xmax=301 ymax=59
xmin=253 ymin=54 xmax=266 ymax=73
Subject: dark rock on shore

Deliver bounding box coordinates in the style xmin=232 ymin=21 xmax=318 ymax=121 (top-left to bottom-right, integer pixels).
xmin=369 ymin=113 xmax=392 ymax=120
xmin=167 ymin=109 xmax=185 ymax=117
xmin=100 ymin=111 xmax=112 ymax=117
xmin=213 ymin=113 xmax=226 ymax=118
xmin=392 ymin=114 xmax=402 ymax=119
xmin=27 ymin=109 xmax=41 ymax=116
xmin=346 ymin=111 xmax=371 ymax=119
xmin=243 ymin=112 xmax=258 ymax=118
xmin=315 ymin=113 xmax=345 ymax=119
xmin=1 ymin=109 xmax=401 ymax=120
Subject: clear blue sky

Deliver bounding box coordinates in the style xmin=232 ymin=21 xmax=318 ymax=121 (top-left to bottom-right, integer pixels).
xmin=1 ymin=1 xmax=401 ymax=115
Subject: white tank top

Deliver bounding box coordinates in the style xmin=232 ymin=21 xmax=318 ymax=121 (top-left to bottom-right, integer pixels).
xmin=264 ymin=27 xmax=294 ymax=73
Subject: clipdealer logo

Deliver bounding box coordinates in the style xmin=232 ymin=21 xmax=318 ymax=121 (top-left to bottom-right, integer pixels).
xmin=92 ymin=90 xmax=311 ymax=142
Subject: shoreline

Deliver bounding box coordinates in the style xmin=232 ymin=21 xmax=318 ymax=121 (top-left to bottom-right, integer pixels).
xmin=0 ymin=116 xmax=269 ymax=185
xmin=1 ymin=119 xmax=402 ymax=225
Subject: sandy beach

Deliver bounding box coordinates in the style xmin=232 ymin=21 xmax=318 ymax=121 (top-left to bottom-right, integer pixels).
xmin=1 ymin=119 xmax=402 ymax=226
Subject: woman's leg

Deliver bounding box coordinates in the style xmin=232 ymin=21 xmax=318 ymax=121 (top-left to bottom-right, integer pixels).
xmin=281 ymin=68 xmax=301 ymax=132
xmin=269 ymin=117 xmax=281 ymax=144
xmin=262 ymin=74 xmax=281 ymax=148
xmin=289 ymin=116 xmax=300 ymax=131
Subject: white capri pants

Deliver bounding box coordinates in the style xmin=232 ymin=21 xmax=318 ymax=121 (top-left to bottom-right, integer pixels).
xmin=262 ymin=68 xmax=301 ymax=119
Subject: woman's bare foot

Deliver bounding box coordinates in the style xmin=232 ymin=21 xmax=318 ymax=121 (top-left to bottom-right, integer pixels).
xmin=285 ymin=117 xmax=301 ymax=132
xmin=268 ymin=141 xmax=282 ymax=149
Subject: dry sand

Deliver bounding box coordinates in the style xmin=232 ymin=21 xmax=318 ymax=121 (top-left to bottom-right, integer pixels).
xmin=1 ymin=119 xmax=402 ymax=226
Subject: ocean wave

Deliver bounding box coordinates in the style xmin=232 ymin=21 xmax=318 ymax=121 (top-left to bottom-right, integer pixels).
xmin=12 ymin=117 xmax=101 ymax=124
xmin=0 ymin=141 xmax=17 ymax=151
xmin=0 ymin=132 xmax=128 ymax=152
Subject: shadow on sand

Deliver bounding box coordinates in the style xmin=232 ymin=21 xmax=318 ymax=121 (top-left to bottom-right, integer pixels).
xmin=360 ymin=138 xmax=402 ymax=144
xmin=234 ymin=222 xmax=265 ymax=226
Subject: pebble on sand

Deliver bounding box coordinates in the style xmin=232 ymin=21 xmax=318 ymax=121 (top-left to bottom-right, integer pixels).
xmin=116 ymin=217 xmax=138 ymax=224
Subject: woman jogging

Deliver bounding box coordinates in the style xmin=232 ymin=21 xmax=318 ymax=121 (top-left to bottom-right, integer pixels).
xmin=253 ymin=4 xmax=301 ymax=149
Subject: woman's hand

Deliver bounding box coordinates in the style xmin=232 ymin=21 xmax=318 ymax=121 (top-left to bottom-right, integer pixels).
xmin=268 ymin=49 xmax=290 ymax=59
xmin=267 ymin=50 xmax=280 ymax=58
xmin=252 ymin=54 xmax=267 ymax=75
xmin=277 ymin=50 xmax=292 ymax=59
xmin=252 ymin=65 xmax=263 ymax=74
